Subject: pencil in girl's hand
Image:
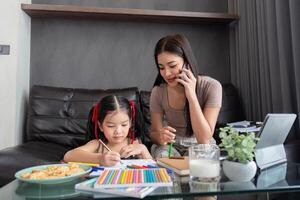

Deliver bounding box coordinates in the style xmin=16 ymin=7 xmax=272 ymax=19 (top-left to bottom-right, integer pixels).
xmin=98 ymin=139 xmax=111 ymax=152
xmin=98 ymin=139 xmax=123 ymax=164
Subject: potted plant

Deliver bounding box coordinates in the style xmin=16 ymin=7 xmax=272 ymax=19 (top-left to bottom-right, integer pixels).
xmin=219 ymin=126 xmax=259 ymax=182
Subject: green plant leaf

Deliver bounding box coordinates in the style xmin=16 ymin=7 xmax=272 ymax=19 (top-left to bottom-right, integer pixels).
xmin=218 ymin=126 xmax=259 ymax=163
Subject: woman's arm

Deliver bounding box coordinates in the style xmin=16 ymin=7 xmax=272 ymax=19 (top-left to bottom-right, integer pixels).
xmin=150 ymin=112 xmax=164 ymax=145
xmin=63 ymin=139 xmax=103 ymax=163
xmin=176 ymin=69 xmax=221 ymax=143
xmin=189 ymin=99 xmax=220 ymax=143
xmin=150 ymin=112 xmax=176 ymax=145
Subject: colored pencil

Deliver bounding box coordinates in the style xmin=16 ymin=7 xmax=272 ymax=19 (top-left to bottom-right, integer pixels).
xmin=98 ymin=170 xmax=109 ymax=184
xmin=98 ymin=139 xmax=111 ymax=152
xmin=68 ymin=161 xmax=98 ymax=166
xmin=168 ymin=143 xmax=173 ymax=158
xmin=98 ymin=139 xmax=123 ymax=164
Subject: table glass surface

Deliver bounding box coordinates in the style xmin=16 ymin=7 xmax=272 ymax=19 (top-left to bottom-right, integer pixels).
xmin=1 ymin=162 xmax=300 ymax=200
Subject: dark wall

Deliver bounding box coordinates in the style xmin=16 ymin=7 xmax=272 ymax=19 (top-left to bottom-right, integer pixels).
xmin=30 ymin=0 xmax=230 ymax=91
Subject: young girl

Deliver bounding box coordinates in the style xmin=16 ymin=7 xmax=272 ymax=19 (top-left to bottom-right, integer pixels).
xmin=150 ymin=34 xmax=222 ymax=158
xmin=64 ymin=95 xmax=152 ymax=166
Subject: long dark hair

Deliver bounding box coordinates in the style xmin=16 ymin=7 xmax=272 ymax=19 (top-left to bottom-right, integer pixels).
xmin=153 ymin=34 xmax=199 ymax=137
xmin=86 ymin=95 xmax=135 ymax=143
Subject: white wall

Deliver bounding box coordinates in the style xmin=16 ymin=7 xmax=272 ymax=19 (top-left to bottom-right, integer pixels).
xmin=0 ymin=0 xmax=31 ymax=150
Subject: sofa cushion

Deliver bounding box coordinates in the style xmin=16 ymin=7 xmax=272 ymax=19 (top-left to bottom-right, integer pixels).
xmin=26 ymin=85 xmax=141 ymax=148
xmin=0 ymin=141 xmax=70 ymax=187
xmin=217 ymin=83 xmax=244 ymax=125
xmin=139 ymin=91 xmax=152 ymax=149
xmin=214 ymin=83 xmax=244 ymax=143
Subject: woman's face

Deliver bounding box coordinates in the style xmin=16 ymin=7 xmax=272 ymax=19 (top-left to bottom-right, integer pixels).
xmin=99 ymin=110 xmax=131 ymax=144
xmin=157 ymin=51 xmax=184 ymax=87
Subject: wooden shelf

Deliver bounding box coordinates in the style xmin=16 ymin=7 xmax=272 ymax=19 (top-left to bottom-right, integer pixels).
xmin=21 ymin=4 xmax=239 ymax=24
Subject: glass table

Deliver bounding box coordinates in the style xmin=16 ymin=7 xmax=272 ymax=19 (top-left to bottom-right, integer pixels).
xmin=1 ymin=162 xmax=300 ymax=200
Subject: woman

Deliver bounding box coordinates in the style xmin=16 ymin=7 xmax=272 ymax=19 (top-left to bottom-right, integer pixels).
xmin=150 ymin=34 xmax=222 ymax=158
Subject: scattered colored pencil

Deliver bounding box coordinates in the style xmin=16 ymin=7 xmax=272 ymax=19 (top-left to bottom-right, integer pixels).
xmin=68 ymin=161 xmax=98 ymax=166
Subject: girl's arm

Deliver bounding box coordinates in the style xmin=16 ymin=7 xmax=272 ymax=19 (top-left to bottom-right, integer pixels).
xmin=176 ymin=69 xmax=221 ymax=144
xmin=135 ymin=139 xmax=152 ymax=159
xmin=64 ymin=139 xmax=121 ymax=166
xmin=63 ymin=139 xmax=103 ymax=164
xmin=120 ymin=140 xmax=153 ymax=159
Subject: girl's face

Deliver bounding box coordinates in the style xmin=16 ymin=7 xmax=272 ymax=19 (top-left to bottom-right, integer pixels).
xmin=99 ymin=110 xmax=131 ymax=144
xmin=157 ymin=51 xmax=184 ymax=87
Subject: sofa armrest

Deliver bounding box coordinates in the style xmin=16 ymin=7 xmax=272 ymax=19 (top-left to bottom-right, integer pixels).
xmin=0 ymin=141 xmax=70 ymax=187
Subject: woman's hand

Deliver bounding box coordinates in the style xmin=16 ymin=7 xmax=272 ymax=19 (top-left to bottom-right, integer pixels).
xmin=100 ymin=151 xmax=121 ymax=166
xmin=120 ymin=143 xmax=152 ymax=159
xmin=176 ymin=68 xmax=197 ymax=101
xmin=157 ymin=126 xmax=176 ymax=145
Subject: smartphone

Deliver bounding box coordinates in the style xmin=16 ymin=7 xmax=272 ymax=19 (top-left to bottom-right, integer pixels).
xmin=178 ymin=63 xmax=188 ymax=86
xmin=180 ymin=62 xmax=189 ymax=77
xmin=182 ymin=62 xmax=189 ymax=70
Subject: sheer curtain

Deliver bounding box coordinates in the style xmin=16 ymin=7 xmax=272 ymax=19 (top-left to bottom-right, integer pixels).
xmin=228 ymin=0 xmax=300 ymax=140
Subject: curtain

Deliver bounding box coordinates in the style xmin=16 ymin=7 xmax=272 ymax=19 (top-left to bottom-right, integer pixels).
xmin=228 ymin=0 xmax=300 ymax=140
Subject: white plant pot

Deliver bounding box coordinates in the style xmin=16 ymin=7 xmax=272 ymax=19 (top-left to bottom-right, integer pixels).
xmin=222 ymin=160 xmax=257 ymax=182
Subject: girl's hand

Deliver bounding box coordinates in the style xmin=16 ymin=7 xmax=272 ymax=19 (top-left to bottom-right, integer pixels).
xmin=176 ymin=68 xmax=197 ymax=101
xmin=100 ymin=151 xmax=121 ymax=166
xmin=120 ymin=144 xmax=150 ymax=159
xmin=158 ymin=126 xmax=176 ymax=145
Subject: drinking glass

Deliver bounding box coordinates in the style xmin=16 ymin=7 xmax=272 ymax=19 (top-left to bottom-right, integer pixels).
xmin=189 ymin=144 xmax=220 ymax=182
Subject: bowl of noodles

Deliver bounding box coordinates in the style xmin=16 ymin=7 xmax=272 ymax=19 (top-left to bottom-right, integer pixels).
xmin=15 ymin=163 xmax=91 ymax=184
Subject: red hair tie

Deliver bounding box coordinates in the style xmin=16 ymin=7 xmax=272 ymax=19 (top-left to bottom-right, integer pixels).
xmin=129 ymin=100 xmax=136 ymax=144
xmin=91 ymin=103 xmax=100 ymax=139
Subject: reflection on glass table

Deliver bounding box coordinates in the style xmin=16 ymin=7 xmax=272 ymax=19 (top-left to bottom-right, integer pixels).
xmin=15 ymin=178 xmax=82 ymax=199
xmin=256 ymin=162 xmax=288 ymax=188
xmin=1 ymin=162 xmax=300 ymax=199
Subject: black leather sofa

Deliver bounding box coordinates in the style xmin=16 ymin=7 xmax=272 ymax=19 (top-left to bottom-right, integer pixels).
xmin=0 ymin=83 xmax=244 ymax=187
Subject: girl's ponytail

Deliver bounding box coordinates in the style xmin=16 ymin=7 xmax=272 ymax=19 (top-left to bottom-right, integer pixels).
xmin=86 ymin=103 xmax=100 ymax=141
xmin=91 ymin=103 xmax=100 ymax=139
